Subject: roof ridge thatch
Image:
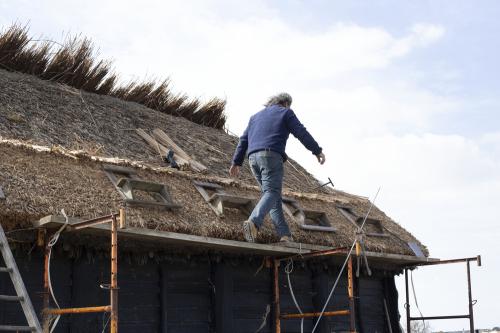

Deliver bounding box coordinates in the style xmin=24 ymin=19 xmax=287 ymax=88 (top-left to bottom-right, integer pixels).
xmin=0 ymin=24 xmax=227 ymax=129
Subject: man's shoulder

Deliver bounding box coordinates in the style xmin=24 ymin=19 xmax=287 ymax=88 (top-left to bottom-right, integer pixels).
xmin=251 ymin=106 xmax=291 ymax=123
xmin=260 ymin=105 xmax=291 ymax=115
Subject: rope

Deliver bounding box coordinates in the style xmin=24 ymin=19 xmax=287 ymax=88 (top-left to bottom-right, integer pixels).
xmin=255 ymin=304 xmax=270 ymax=333
xmin=285 ymin=259 xmax=304 ymax=333
xmin=311 ymin=187 xmax=381 ymax=333
xmin=101 ymin=312 xmax=111 ymax=333
xmin=47 ymin=209 xmax=70 ymax=333
xmin=410 ymin=270 xmax=427 ymax=330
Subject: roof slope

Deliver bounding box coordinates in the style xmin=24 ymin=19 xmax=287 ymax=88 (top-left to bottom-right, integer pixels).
xmin=0 ymin=69 xmax=427 ymax=257
xmin=0 ymin=69 xmax=324 ymax=193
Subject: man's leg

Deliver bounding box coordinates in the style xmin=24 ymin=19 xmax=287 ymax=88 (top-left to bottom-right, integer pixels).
xmin=269 ymin=197 xmax=291 ymax=238
xmin=248 ymin=151 xmax=290 ymax=237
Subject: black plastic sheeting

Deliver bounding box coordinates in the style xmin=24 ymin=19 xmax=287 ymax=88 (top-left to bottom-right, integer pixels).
xmin=0 ymin=249 xmax=402 ymax=333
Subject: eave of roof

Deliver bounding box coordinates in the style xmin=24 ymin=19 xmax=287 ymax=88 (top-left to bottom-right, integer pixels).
xmin=35 ymin=214 xmax=437 ymax=265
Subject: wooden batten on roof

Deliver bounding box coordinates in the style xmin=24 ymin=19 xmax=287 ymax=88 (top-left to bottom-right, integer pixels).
xmin=152 ymin=128 xmax=207 ymax=172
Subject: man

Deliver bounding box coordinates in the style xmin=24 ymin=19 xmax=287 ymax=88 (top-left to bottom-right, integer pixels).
xmin=229 ymin=92 xmax=325 ymax=243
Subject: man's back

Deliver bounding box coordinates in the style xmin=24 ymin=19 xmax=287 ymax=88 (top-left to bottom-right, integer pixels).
xmin=232 ymin=104 xmax=322 ymax=166
xmin=246 ymin=105 xmax=292 ymax=158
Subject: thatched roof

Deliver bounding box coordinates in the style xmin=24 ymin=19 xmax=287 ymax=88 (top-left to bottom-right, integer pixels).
xmin=0 ymin=25 xmax=226 ymax=129
xmin=0 ymin=68 xmax=427 ymax=257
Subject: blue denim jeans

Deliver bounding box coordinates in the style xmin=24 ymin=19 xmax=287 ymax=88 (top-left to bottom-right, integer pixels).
xmin=248 ymin=150 xmax=291 ymax=237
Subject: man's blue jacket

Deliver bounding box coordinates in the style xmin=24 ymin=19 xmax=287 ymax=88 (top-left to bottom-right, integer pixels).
xmin=232 ymin=105 xmax=322 ymax=166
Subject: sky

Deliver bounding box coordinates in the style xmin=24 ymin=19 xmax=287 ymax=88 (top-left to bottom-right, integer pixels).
xmin=1 ymin=0 xmax=499 ymax=331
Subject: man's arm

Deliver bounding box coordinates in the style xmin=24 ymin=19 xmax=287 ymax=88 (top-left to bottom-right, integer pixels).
xmin=232 ymin=126 xmax=249 ymax=166
xmin=230 ymin=121 xmax=251 ymax=177
xmin=286 ymin=109 xmax=323 ymax=156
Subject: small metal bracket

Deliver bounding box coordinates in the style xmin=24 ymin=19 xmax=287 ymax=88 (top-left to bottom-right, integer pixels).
xmin=408 ymin=242 xmax=425 ymax=258
xmin=311 ymin=177 xmax=334 ymax=190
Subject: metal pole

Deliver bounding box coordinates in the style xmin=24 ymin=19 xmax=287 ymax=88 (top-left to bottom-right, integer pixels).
xmin=68 ymin=213 xmax=119 ymax=230
xmin=348 ymin=255 xmax=356 ymax=332
xmin=273 ymin=260 xmax=280 ymax=333
xmin=413 ymin=256 xmax=480 ymax=267
xmin=43 ymin=237 xmax=50 ymax=330
xmin=466 ymin=260 xmax=474 ymax=333
xmin=278 ymin=247 xmax=348 ymax=262
xmin=110 ymin=216 xmax=119 ymax=333
xmin=281 ymin=310 xmax=349 ymax=319
xmin=119 ymin=207 xmax=126 ymax=229
xmin=405 ymin=268 xmax=411 ymax=333
xmin=46 ymin=306 xmax=111 ymax=315
xmin=410 ymin=315 xmax=470 ymax=320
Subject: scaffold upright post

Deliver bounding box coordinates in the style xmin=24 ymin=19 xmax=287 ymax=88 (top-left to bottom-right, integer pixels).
xmin=110 ymin=214 xmax=119 ymax=333
xmin=348 ymin=255 xmax=356 ymax=332
xmin=466 ymin=259 xmax=474 ymax=333
xmin=273 ymin=259 xmax=281 ymax=333
xmin=405 ymin=268 xmax=411 ymax=333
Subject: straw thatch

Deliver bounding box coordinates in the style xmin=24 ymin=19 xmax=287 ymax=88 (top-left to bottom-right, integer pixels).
xmin=0 ymin=140 xmax=426 ymax=256
xmin=0 ymin=39 xmax=428 ymax=257
xmin=0 ymin=68 xmax=327 ymax=194
xmin=0 ymin=24 xmax=226 ymax=129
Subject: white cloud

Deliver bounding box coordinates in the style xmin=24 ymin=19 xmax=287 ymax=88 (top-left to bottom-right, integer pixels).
xmin=389 ymin=23 xmax=445 ymax=57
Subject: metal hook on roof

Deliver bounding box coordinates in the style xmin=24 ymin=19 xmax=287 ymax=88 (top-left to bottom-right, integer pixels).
xmin=311 ymin=177 xmax=334 ymax=191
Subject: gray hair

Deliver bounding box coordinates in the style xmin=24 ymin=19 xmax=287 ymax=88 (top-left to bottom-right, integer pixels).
xmin=265 ymin=92 xmax=292 ymax=108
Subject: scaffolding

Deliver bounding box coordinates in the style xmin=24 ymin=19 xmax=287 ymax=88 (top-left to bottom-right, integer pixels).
xmin=32 ymin=208 xmax=481 ymax=333
xmin=273 ymin=247 xmax=357 ymax=333
xmin=41 ymin=210 xmax=125 ymax=333
xmin=404 ymin=255 xmax=482 ymax=333
xmin=272 ymin=245 xmax=482 ymax=333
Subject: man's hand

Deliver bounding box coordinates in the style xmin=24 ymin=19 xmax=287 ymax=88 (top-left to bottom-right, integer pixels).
xmin=229 ymin=164 xmax=240 ymax=177
xmin=316 ymin=152 xmax=326 ymax=165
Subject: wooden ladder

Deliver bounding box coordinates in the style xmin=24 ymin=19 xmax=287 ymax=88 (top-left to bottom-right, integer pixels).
xmin=0 ymin=223 xmax=42 ymax=332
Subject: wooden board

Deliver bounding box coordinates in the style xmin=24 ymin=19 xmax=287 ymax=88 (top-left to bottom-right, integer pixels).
xmin=152 ymin=128 xmax=207 ymax=172
xmin=192 ymin=180 xmax=223 ymax=190
xmin=136 ymin=129 xmax=189 ymax=166
xmin=103 ymin=164 xmax=137 ymax=175
xmin=33 ymin=215 xmax=440 ymax=264
xmin=34 ymin=215 xmax=312 ymax=255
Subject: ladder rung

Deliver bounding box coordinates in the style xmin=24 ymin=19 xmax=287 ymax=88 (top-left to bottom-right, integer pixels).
xmin=0 ymin=224 xmax=42 ymax=332
xmin=0 ymin=295 xmax=24 ymax=302
xmin=0 ymin=325 xmax=36 ymax=331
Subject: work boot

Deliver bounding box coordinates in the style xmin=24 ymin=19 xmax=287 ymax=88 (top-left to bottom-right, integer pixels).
xmin=243 ymin=220 xmax=258 ymax=242
xmin=279 ymin=235 xmax=294 ymax=243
